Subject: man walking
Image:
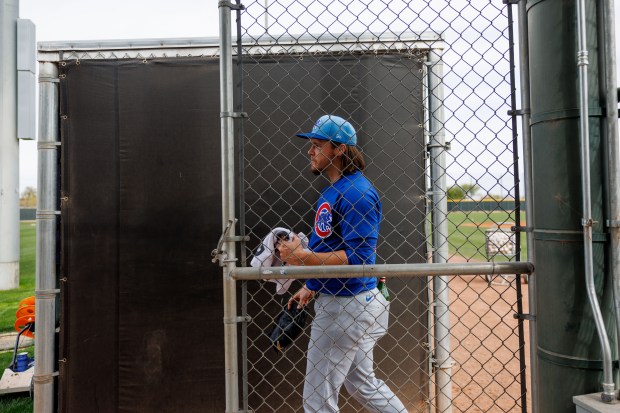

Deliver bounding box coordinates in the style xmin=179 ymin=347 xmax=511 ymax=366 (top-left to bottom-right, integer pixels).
xmin=278 ymin=115 xmax=408 ymax=413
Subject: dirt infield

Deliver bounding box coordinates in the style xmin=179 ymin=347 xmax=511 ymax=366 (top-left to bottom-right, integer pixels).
xmin=448 ymin=255 xmax=531 ymax=412
xmin=459 ymin=222 xmax=526 ymax=229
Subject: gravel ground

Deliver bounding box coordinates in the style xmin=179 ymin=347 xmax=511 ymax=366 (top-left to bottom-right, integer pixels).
xmin=448 ymin=255 xmax=531 ymax=413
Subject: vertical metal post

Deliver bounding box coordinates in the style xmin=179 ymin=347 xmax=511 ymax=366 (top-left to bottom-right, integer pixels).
xmin=506 ymin=4 xmax=528 ymax=411
xmin=517 ymin=1 xmax=538 ymax=411
xmin=576 ymin=0 xmax=615 ymax=401
xmin=35 ymin=61 xmax=59 ymax=413
xmin=234 ymin=1 xmax=250 ymax=409
xmin=219 ymin=2 xmax=240 ymax=412
xmin=0 ymin=0 xmax=20 ymax=291
xmin=422 ymin=61 xmax=437 ymax=413
xmin=427 ymin=49 xmax=453 ymax=413
xmin=601 ymin=0 xmax=620 ymax=390
xmin=263 ymin=0 xmax=269 ymax=34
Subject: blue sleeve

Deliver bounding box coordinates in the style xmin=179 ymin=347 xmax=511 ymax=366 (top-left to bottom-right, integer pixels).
xmin=338 ymin=187 xmax=381 ymax=265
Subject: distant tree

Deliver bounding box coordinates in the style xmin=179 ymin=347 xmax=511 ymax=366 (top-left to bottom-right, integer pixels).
xmin=447 ymin=185 xmax=465 ymax=200
xmin=20 ymin=187 xmax=37 ymax=207
xmin=447 ymin=182 xmax=479 ymax=200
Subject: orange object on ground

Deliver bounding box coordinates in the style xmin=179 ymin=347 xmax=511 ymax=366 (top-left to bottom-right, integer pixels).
xmin=14 ymin=316 xmax=35 ymax=338
xmin=14 ymin=296 xmax=36 ymax=338
xmin=18 ymin=296 xmax=35 ymax=308
xmin=16 ymin=305 xmax=35 ymax=319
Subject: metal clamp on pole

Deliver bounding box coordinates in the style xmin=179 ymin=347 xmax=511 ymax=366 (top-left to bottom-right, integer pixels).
xmin=220 ymin=111 xmax=248 ymax=119
xmin=35 ymin=289 xmax=61 ymax=299
xmin=431 ymin=356 xmax=455 ymax=369
xmin=511 ymin=225 xmax=532 ymax=233
xmin=513 ymin=313 xmax=536 ymax=321
xmin=426 ymin=141 xmax=451 ymax=151
xmin=32 ymin=371 xmax=59 ymax=385
xmin=507 ymin=109 xmax=530 ymax=116
xmin=218 ymin=1 xmax=245 ymax=10
xmin=226 ymin=236 xmax=250 ymax=242
xmin=38 ymin=76 xmax=59 ymax=83
xmin=37 ymin=142 xmax=61 ymax=149
xmin=223 ymin=316 xmax=252 ymax=324
xmin=606 ymin=219 xmax=620 ymax=228
xmin=36 ymin=210 xmax=61 ymax=219
xmin=581 ymin=218 xmax=598 ymax=227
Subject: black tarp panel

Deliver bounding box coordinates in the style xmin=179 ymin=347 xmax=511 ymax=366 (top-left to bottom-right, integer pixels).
xmin=60 ymin=59 xmax=224 ymax=413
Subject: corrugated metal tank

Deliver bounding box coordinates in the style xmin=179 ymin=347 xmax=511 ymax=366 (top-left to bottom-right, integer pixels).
xmin=527 ymin=0 xmax=619 ymax=410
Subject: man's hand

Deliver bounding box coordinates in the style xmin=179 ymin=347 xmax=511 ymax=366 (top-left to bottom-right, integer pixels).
xmin=288 ymin=285 xmax=315 ymax=309
xmin=277 ymin=233 xmax=307 ymax=265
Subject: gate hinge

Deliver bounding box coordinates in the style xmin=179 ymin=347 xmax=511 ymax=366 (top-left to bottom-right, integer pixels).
xmin=223 ymin=316 xmax=252 ymax=324
xmin=513 ymin=313 xmax=536 ymax=321
xmin=212 ymin=219 xmax=239 ymax=266
xmin=218 ymin=1 xmax=245 ymax=10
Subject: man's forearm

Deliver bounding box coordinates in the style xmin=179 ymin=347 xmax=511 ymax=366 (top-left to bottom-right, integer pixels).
xmin=294 ymin=249 xmax=348 ymax=266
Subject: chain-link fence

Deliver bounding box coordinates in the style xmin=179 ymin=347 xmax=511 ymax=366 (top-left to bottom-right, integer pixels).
xmin=225 ymin=1 xmax=529 ymax=412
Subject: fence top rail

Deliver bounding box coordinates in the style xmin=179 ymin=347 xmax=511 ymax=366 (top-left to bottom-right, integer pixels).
xmin=231 ymin=262 xmax=534 ymax=281
xmin=37 ymin=31 xmax=444 ymax=62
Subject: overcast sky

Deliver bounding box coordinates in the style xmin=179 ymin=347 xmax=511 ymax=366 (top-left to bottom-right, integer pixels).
xmin=16 ymin=0 xmax=620 ymax=193
xmin=18 ymin=0 xmax=220 ymax=191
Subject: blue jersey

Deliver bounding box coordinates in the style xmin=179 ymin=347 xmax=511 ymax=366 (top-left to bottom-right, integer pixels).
xmin=306 ymin=171 xmax=381 ymax=295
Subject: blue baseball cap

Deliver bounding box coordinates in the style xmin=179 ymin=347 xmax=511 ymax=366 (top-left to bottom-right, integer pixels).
xmin=296 ymin=115 xmax=357 ymax=146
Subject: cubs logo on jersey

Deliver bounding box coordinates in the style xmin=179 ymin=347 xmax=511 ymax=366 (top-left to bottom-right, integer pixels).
xmin=314 ymin=202 xmax=332 ymax=238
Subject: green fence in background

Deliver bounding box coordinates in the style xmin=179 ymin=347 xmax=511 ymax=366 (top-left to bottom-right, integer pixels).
xmin=20 ymin=208 xmax=36 ymax=221
xmin=448 ymin=200 xmax=524 ymax=212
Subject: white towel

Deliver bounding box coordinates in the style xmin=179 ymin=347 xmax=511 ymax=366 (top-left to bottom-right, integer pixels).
xmin=250 ymin=227 xmax=309 ymax=294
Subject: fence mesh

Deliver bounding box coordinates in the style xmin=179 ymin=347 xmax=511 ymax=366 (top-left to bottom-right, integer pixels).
xmin=232 ymin=1 xmax=528 ymax=412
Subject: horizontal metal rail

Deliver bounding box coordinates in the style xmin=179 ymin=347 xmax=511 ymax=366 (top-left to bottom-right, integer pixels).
xmin=232 ymin=262 xmax=534 ymax=281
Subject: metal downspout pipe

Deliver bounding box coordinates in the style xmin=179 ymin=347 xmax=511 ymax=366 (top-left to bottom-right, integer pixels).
xmin=516 ymin=2 xmax=539 ymax=411
xmin=576 ymin=0 xmax=616 ymax=402
xmin=601 ymin=0 xmax=620 ymax=394
xmin=0 ymin=0 xmax=20 ymax=291
xmin=427 ymin=49 xmax=453 ymax=413
xmin=34 ymin=61 xmax=59 ymax=413
xmin=219 ymin=3 xmax=240 ymax=412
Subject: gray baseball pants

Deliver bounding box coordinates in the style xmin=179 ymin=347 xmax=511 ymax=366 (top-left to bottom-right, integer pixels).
xmin=303 ymin=289 xmax=408 ymax=413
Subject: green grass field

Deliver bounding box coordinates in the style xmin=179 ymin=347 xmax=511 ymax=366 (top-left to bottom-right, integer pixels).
xmin=0 ymin=393 xmax=32 ymax=413
xmin=448 ymin=210 xmax=527 ymax=262
xmin=0 ymin=223 xmax=36 ymax=334
xmin=0 ymin=223 xmax=36 ymax=413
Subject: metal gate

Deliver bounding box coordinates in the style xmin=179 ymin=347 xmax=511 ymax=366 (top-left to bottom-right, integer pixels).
xmin=217 ymin=1 xmax=532 ymax=412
